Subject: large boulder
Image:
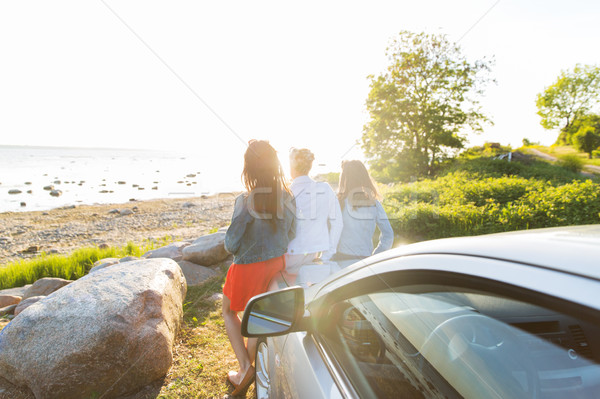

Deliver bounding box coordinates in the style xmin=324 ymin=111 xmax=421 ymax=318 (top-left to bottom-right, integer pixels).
xmin=0 ymin=258 xmax=186 ymax=399
xmin=182 ymin=233 xmax=228 ymax=266
xmin=177 ymin=260 xmax=217 ymax=286
xmin=143 ymin=242 xmax=191 ymax=261
xmin=22 ymin=278 xmax=71 ymax=300
xmin=89 ymin=258 xmax=120 ymax=274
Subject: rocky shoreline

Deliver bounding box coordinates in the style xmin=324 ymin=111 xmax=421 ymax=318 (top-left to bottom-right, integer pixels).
xmin=0 ymin=194 xmax=237 ymax=265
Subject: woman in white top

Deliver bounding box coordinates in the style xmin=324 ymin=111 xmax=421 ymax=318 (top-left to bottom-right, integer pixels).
xmin=285 ymin=148 xmax=343 ymax=274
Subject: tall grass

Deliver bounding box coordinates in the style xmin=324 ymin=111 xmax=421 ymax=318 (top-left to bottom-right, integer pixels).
xmin=0 ymin=237 xmax=173 ymax=290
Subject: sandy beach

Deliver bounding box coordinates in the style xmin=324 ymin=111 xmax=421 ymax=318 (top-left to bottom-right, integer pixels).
xmin=0 ymin=194 xmax=237 ymax=265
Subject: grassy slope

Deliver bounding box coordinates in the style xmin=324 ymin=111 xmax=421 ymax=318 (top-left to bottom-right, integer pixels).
xmin=530 ymin=144 xmax=600 ymax=166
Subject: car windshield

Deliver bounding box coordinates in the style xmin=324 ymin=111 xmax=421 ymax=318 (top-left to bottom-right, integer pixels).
xmin=322 ymin=288 xmax=600 ymax=399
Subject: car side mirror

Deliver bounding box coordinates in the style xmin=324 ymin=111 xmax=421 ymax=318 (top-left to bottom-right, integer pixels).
xmin=241 ymin=286 xmax=305 ymax=337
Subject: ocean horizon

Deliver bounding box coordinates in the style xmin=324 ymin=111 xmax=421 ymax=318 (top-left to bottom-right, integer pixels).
xmin=0 ymin=145 xmax=242 ymax=213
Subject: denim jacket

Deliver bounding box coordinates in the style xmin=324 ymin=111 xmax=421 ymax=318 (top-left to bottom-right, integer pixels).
xmin=224 ymin=191 xmax=296 ymax=264
xmin=336 ymin=199 xmax=394 ymax=258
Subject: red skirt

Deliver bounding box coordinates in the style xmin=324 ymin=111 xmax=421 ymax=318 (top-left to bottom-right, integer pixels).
xmin=223 ymin=255 xmax=285 ymax=312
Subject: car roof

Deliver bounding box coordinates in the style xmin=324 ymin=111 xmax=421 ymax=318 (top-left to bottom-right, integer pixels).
xmin=361 ymin=224 xmax=600 ymax=281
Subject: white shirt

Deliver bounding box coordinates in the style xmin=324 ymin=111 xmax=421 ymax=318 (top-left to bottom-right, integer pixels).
xmin=287 ymin=175 xmax=343 ymax=260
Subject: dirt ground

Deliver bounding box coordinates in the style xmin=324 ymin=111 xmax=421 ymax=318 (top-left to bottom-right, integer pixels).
xmin=0 ymin=194 xmax=237 ymax=265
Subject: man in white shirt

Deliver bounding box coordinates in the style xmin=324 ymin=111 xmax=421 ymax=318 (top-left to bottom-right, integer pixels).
xmin=286 ymin=148 xmax=343 ymax=274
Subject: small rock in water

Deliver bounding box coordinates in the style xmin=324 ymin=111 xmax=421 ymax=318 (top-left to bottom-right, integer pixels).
xmin=20 ymin=202 xmax=26 ymax=207
xmin=50 ymin=190 xmax=62 ymax=197
xmin=177 ymin=181 xmax=184 ymax=184
xmin=99 ymin=190 xmax=109 ymax=193
xmin=43 ymin=185 xmax=54 ymax=191
xmin=186 ymin=174 xmax=196 ymax=178
xmin=53 ymin=180 xmax=61 ymax=184
xmin=132 ymin=184 xmax=139 ymax=187
xmin=25 ymin=182 xmax=32 ymax=185
xmin=118 ymin=181 xmax=126 ymax=185
xmin=27 ymin=190 xmax=32 ymax=193
xmin=8 ymin=189 xmax=22 ymax=195
xmin=152 ymin=186 xmax=158 ymax=190
xmin=138 ymin=187 xmax=145 ymax=190
xmin=129 ymin=198 xmax=136 ymax=202
xmin=62 ymin=205 xmax=76 ymax=209
xmin=120 ymin=209 xmax=134 ymax=216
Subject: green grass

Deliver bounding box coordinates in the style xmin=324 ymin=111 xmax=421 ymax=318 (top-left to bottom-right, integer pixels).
xmin=530 ymin=145 xmax=600 ymax=166
xmin=158 ymin=268 xmax=247 ymax=398
xmin=0 ymin=237 xmax=174 ymax=290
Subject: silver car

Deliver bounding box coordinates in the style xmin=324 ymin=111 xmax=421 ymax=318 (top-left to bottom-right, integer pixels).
xmin=242 ymin=225 xmax=600 ymax=398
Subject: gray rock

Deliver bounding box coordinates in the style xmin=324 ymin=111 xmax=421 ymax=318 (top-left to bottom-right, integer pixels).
xmin=49 ymin=189 xmax=62 ymax=197
xmin=177 ymin=260 xmax=217 ymax=286
xmin=20 ymin=202 xmax=26 ymax=207
xmin=43 ymin=185 xmax=54 ymax=191
xmin=89 ymin=258 xmax=120 ymax=274
xmin=142 ymin=242 xmax=191 ymax=261
xmin=0 ymin=376 xmax=34 ymax=399
xmin=208 ymin=292 xmax=223 ymax=303
xmin=108 ymin=208 xmax=119 ymax=214
xmin=8 ymin=189 xmax=22 ymax=195
xmin=22 ymin=278 xmax=72 ymax=300
xmin=120 ymin=209 xmax=134 ymax=216
xmin=0 ymin=304 xmax=17 ymax=317
xmin=0 ymin=259 xmax=186 ymax=399
xmin=14 ymin=296 xmax=45 ymax=316
xmin=119 ymin=256 xmax=139 ymax=263
xmin=0 ymin=285 xmax=31 ymax=297
xmin=182 ymin=202 xmax=196 ymax=208
xmin=182 ymin=233 xmax=228 ymax=266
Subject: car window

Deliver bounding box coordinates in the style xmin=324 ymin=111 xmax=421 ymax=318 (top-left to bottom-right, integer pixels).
xmin=320 ymin=286 xmax=600 ymax=399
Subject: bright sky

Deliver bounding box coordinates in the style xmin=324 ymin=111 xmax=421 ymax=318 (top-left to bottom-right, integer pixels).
xmin=1 ymin=0 xmax=599 ymax=179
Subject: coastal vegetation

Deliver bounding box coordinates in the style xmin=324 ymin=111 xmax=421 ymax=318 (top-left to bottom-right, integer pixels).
xmin=0 ymin=237 xmax=172 ymax=290
xmin=381 ymin=154 xmax=600 ymax=242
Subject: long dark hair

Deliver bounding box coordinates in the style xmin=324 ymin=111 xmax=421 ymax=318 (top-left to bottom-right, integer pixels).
xmin=242 ymin=140 xmax=290 ymax=226
xmin=337 ymin=160 xmax=379 ymax=210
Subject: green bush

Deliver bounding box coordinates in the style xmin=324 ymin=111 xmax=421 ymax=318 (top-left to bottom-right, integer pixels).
xmin=558 ymin=154 xmax=584 ymax=173
xmin=383 ymin=175 xmax=600 ymax=242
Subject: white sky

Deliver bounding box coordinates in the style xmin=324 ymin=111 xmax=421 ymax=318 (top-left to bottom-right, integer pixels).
xmin=1 ymin=0 xmax=599 ymax=178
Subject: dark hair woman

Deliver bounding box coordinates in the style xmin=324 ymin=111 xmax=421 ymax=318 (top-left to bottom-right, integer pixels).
xmin=334 ymin=160 xmax=393 ymax=263
xmin=222 ymin=140 xmax=296 ymax=395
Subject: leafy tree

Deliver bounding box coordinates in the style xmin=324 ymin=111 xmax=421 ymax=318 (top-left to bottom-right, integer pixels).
xmin=572 ymin=115 xmax=600 ymax=158
xmin=362 ymin=31 xmax=493 ymax=181
xmin=536 ymin=64 xmax=600 ymax=143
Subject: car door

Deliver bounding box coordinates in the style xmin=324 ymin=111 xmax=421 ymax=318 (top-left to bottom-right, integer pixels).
xmin=302 ymin=254 xmax=600 ymax=398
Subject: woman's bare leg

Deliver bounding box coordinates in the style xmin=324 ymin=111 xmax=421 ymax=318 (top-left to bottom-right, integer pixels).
xmin=222 ymin=295 xmax=252 ymax=385
xmin=247 ymin=337 xmax=258 ymax=364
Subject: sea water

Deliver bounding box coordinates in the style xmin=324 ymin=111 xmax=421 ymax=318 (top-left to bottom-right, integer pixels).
xmin=0 ymin=145 xmax=242 ymax=212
